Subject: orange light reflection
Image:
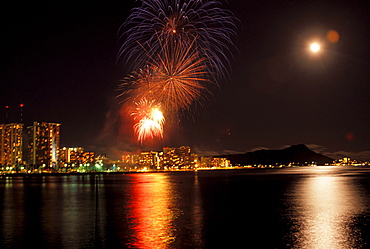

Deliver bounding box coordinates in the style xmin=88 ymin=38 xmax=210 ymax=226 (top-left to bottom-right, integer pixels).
xmin=127 ymin=174 xmax=180 ymax=248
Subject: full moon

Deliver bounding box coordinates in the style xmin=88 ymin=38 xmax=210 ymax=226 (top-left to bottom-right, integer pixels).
xmin=310 ymin=43 xmax=320 ymax=53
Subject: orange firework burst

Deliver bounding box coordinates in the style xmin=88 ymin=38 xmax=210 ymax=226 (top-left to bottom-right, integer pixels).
xmin=147 ymin=38 xmax=211 ymax=112
xmin=120 ymin=38 xmax=211 ymax=114
xmin=134 ymin=117 xmax=163 ymax=143
xmin=130 ymin=98 xmax=165 ymax=143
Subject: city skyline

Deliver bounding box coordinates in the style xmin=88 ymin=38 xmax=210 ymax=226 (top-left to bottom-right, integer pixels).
xmin=0 ymin=118 xmax=367 ymax=168
xmin=0 ymin=125 xmax=234 ymax=171
xmin=1 ymin=0 xmax=369 ymax=160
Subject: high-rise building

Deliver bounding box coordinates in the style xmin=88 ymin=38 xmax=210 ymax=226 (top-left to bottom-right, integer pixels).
xmin=82 ymin=151 xmax=95 ymax=164
xmin=59 ymin=147 xmax=83 ymax=164
xmin=140 ymin=151 xmax=159 ymax=170
xmin=0 ymin=123 xmax=23 ymax=167
xmin=28 ymin=121 xmax=61 ymax=168
xmin=59 ymin=147 xmax=95 ymax=166
xmin=177 ymin=146 xmax=191 ymax=157
xmin=162 ymin=146 xmax=195 ymax=168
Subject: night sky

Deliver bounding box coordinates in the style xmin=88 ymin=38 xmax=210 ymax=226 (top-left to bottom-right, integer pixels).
xmin=1 ymin=0 xmax=369 ymax=160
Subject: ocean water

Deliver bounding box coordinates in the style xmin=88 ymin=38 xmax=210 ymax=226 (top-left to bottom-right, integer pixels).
xmin=1 ymin=166 xmax=370 ymax=248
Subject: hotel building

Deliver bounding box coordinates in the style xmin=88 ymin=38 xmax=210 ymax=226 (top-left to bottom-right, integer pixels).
xmin=59 ymin=147 xmax=95 ymax=166
xmin=28 ymin=121 xmax=61 ymax=169
xmin=0 ymin=123 xmax=23 ymax=167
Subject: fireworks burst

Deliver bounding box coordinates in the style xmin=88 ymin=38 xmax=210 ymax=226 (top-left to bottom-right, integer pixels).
xmin=118 ymin=0 xmax=237 ymax=143
xmin=134 ymin=117 xmax=163 ymax=143
xmin=131 ymin=98 xmax=165 ymax=143
xmin=119 ymin=37 xmax=211 ymax=113
xmin=118 ymin=0 xmax=237 ymax=81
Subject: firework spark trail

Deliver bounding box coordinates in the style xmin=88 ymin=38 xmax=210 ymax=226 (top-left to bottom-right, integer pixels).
xmin=118 ymin=0 xmax=237 ymax=81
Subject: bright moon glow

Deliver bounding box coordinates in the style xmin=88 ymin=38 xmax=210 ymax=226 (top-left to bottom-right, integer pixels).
xmin=310 ymin=43 xmax=320 ymax=53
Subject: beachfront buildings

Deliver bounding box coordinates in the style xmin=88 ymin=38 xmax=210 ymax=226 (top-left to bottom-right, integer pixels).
xmin=120 ymin=146 xmax=230 ymax=171
xmin=28 ymin=121 xmax=61 ymax=169
xmin=1 ymin=120 xmax=229 ymax=173
xmin=0 ymin=123 xmax=23 ymax=167
xmin=59 ymin=147 xmax=95 ymax=166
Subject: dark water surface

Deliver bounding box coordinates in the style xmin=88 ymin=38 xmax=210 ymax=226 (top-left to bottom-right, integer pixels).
xmin=1 ymin=166 xmax=370 ymax=248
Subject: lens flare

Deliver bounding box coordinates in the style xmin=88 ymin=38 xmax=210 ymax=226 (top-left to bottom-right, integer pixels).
xmin=326 ymin=30 xmax=340 ymax=43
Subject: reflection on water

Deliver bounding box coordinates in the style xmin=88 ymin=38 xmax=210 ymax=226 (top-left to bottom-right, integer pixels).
xmin=1 ymin=175 xmax=99 ymax=248
xmin=126 ymin=174 xmax=181 ymax=248
xmin=288 ymin=166 xmax=366 ymax=248
xmin=192 ymin=172 xmax=204 ymax=246
xmin=2 ymin=177 xmax=25 ymax=246
xmin=1 ymin=168 xmax=370 ymax=248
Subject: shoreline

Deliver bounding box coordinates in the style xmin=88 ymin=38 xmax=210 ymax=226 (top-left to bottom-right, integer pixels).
xmin=1 ymin=165 xmax=366 ymax=177
xmin=0 ymin=168 xmax=240 ymax=177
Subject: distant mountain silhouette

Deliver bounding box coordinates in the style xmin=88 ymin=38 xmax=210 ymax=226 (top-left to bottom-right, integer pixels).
xmin=222 ymin=144 xmax=333 ymax=166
